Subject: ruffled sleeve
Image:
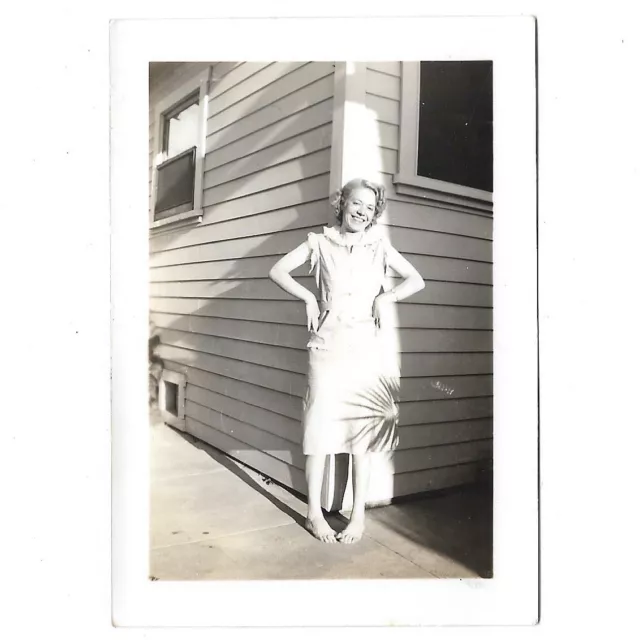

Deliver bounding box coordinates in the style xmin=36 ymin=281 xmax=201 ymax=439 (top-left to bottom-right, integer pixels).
xmin=306 ymin=232 xmax=321 ymax=287
xmin=381 ymin=235 xmax=393 ymax=278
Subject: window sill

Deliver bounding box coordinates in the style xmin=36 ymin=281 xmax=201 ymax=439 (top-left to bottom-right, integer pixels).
xmin=150 ymin=208 xmax=203 ymax=233
xmin=393 ymin=173 xmax=493 ymax=215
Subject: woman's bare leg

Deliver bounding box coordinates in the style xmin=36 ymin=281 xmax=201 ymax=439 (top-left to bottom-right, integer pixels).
xmin=338 ymin=454 xmax=371 ymax=544
xmin=305 ymin=455 xmax=337 ymax=543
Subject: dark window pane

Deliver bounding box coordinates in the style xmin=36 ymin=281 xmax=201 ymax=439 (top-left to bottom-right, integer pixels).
xmin=164 ymin=381 xmax=178 ymax=416
xmin=417 ymin=61 xmax=493 ymax=192
xmin=154 ymin=147 xmax=196 ymax=219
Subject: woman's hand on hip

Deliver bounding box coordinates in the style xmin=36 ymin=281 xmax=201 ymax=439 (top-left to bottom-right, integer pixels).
xmin=305 ymin=298 xmax=321 ymax=332
xmin=372 ymin=292 xmax=394 ymax=329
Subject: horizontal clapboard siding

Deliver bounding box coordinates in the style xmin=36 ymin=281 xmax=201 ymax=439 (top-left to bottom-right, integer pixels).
xmin=207 ymin=76 xmax=334 ymax=153
xmin=149 ymin=297 xmax=492 ymax=329
xmin=207 ymin=62 xmax=334 ymax=133
xmin=150 ymin=277 xmax=491 ymax=307
xmin=157 ymin=342 xmax=306 ymax=396
xmin=163 ymin=360 xmax=492 ymax=417
xmin=208 ymin=62 xmax=271 ymax=100
xmin=185 ymin=416 xmax=308 ymax=495
xmin=156 ymin=338 xmax=492 ymax=389
xmin=393 ymin=438 xmax=493 ymax=474
xmin=366 ymin=93 xmax=400 ymax=125
xmin=397 ymin=419 xmax=492 ymax=450
xmin=157 ymin=328 xmax=308 ymax=376
xmin=163 ymin=360 xmax=302 ymax=419
xmin=149 ymin=253 xmax=491 ymax=288
xmin=183 ymin=379 xmax=491 ymax=488
xmin=203 ymin=151 xmax=331 ymax=205
xmin=366 ymin=68 xmax=401 ymax=101
xmin=360 ymin=61 xmax=494 ymax=495
xmin=204 ymin=122 xmax=332 ymax=183
xmin=149 ymin=193 xmax=329 ymax=254
xmin=148 ymin=245 xmax=490 ymax=280
xmin=188 ymin=389 xmax=489 ymax=475
xmin=150 ymin=257 xmax=316 ymax=282
xmin=208 ymin=61 xmax=307 ymax=121
xmin=380 ymin=200 xmax=492 ymax=240
xmin=201 ymin=173 xmax=331 ymax=225
xmin=391 ymin=460 xmax=491 ymax=499
xmin=187 ymin=387 xmax=304 ymax=459
xmin=366 ymin=61 xmax=401 ymax=78
xmin=376 ymin=121 xmax=400 ymax=150
xmin=150 ymin=225 xmax=490 ymax=268
xmin=186 ymin=399 xmax=303 ymax=468
xmin=399 ymin=397 xmax=493 ymax=427
xmin=177 ymin=361 xmax=491 ymax=474
xmin=150 ymin=228 xmax=319 ymax=267
xmin=150 ymin=62 xmax=335 ymax=496
xmin=150 ymin=311 xmax=492 ymax=353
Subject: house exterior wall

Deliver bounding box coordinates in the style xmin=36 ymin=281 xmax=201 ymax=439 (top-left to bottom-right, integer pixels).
xmin=148 ymin=60 xmax=492 ymax=508
xmin=360 ymin=61 xmax=493 ymax=499
xmin=149 ymin=61 xmax=336 ymax=495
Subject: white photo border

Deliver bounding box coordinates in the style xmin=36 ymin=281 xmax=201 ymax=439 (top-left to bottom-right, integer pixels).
xmin=111 ymin=16 xmax=538 ymax=627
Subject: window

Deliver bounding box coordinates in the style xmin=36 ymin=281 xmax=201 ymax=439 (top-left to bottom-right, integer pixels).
xmin=165 ymin=97 xmax=200 ymax=158
xmin=150 ymin=66 xmax=211 ymax=230
xmin=158 ymin=370 xmax=186 ymax=429
xmin=417 ymin=61 xmax=493 ymax=192
xmin=394 ymin=61 xmax=493 ymax=212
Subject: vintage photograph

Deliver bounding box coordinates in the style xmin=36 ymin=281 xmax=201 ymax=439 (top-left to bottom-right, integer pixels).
xmin=147 ymin=60 xmax=494 ymax=581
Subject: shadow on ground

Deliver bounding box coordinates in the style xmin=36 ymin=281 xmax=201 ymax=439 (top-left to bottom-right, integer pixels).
xmin=367 ymin=482 xmax=493 ymax=578
xmin=173 ymin=427 xmax=492 ymax=578
xmin=183 ymin=430 xmax=350 ymax=535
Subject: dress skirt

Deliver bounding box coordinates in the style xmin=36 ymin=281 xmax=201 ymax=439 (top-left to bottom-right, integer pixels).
xmin=302 ymin=337 xmax=400 ymax=455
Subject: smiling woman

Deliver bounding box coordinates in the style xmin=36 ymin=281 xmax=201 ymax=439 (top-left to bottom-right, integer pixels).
xmin=268 ymin=178 xmax=425 ymax=544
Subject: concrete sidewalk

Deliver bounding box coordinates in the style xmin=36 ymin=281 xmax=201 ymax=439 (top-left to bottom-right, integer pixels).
xmin=150 ymin=421 xmax=492 ymax=581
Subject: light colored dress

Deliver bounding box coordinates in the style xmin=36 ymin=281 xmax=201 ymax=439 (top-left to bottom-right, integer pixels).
xmin=302 ymin=225 xmax=401 ymax=455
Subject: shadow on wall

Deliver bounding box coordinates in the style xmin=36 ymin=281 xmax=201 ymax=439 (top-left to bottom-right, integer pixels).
xmin=149 ymin=321 xmax=163 ymax=408
xmin=149 ymin=61 xmax=331 ymax=491
xmin=148 ymin=61 xmax=493 ymax=578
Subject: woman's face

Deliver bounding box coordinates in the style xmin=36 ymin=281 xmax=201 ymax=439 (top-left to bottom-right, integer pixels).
xmin=341 ymin=187 xmax=377 ymax=233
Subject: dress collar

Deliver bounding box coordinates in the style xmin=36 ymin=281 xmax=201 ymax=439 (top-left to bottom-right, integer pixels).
xmin=323 ymin=225 xmax=385 ymax=247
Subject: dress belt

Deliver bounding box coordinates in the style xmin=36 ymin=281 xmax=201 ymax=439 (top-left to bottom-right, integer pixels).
xmin=319 ymin=300 xmax=375 ymax=322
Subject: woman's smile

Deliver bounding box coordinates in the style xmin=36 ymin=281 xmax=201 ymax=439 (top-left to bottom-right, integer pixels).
xmin=342 ymin=187 xmax=376 ymax=233
xmin=348 ymin=211 xmax=367 ymax=224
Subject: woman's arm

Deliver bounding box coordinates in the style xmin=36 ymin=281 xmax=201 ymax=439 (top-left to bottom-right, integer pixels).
xmin=373 ymin=244 xmax=425 ymax=328
xmin=268 ymin=242 xmax=321 ymax=331
xmin=382 ymin=244 xmax=426 ymax=301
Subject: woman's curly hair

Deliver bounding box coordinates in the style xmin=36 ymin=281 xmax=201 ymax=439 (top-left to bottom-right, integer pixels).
xmin=330 ymin=178 xmax=387 ymax=228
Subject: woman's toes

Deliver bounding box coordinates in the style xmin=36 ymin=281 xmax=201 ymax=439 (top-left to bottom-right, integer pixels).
xmin=305 ymin=517 xmax=337 ymax=543
xmin=337 ymin=522 xmax=364 ymax=544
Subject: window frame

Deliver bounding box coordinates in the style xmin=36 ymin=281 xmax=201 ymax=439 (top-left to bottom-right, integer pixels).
xmin=393 ymin=61 xmax=493 ymax=213
xmin=149 ymin=66 xmax=211 ymax=231
xmin=153 ymin=146 xmax=197 ymax=220
xmin=158 ymin=370 xmax=186 ymax=429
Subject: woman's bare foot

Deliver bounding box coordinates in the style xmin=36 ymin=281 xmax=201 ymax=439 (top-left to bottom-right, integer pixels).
xmin=337 ymin=518 xmax=365 ymax=544
xmin=305 ymin=516 xmax=337 ymax=543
